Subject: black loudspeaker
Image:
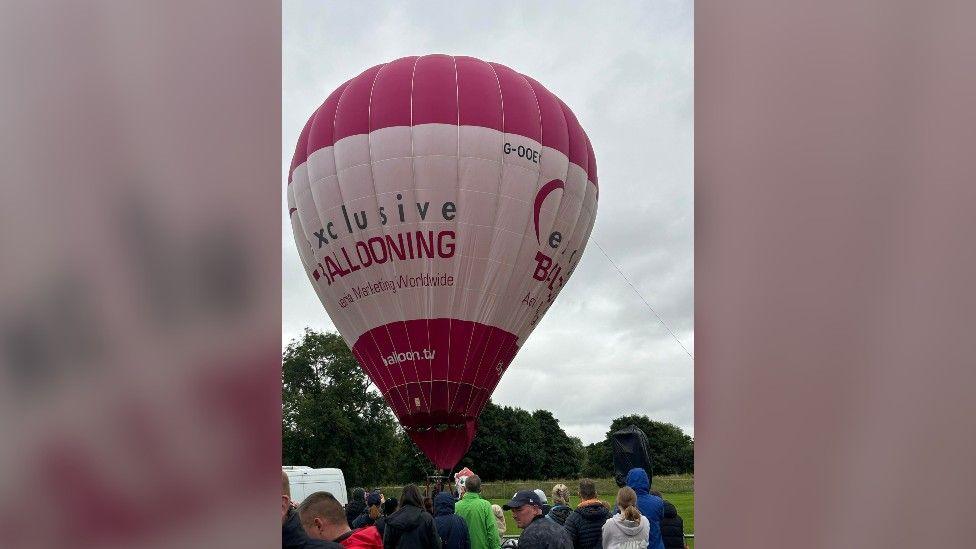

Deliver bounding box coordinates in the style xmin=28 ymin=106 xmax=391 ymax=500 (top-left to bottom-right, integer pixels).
xmin=611 ymin=425 xmax=652 ymax=487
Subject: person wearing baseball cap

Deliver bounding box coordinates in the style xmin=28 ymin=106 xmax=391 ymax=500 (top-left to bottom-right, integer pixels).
xmin=503 ymin=490 xmax=572 ymax=549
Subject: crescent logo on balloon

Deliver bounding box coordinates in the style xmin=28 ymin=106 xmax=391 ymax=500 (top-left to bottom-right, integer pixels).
xmin=287 ymin=55 xmax=598 ymax=470
xmin=533 ymin=179 xmax=565 ymax=245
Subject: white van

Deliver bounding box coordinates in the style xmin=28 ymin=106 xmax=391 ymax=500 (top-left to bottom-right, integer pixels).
xmin=283 ymin=466 xmax=348 ymax=506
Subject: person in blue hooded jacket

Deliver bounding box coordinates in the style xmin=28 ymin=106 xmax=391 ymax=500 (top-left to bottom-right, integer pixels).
xmin=625 ymin=468 xmax=665 ymax=549
xmin=433 ymin=491 xmax=471 ymax=549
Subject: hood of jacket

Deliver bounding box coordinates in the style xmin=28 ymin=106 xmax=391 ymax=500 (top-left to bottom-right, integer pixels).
xmin=609 ymin=514 xmax=645 ymax=537
xmin=547 ymin=504 xmax=571 ymax=523
xmin=387 ymin=504 xmax=424 ymax=532
xmin=626 ymin=467 xmax=650 ymax=495
xmin=433 ymin=492 xmax=456 ymax=517
xmin=576 ymin=501 xmax=611 ymax=521
xmin=459 ymin=491 xmax=483 ymax=502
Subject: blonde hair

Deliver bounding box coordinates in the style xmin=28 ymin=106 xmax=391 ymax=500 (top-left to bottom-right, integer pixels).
xmin=491 ymin=504 xmax=506 ymax=535
xmin=551 ymin=483 xmax=570 ymax=506
xmin=616 ymin=487 xmax=641 ymax=523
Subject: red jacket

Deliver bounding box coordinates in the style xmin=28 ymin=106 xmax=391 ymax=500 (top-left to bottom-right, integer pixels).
xmin=336 ymin=526 xmax=383 ymax=548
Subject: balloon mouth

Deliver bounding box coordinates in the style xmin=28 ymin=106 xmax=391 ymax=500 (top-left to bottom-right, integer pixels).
xmin=404 ymin=422 xmax=467 ymax=433
xmin=405 ymin=418 xmax=478 ymax=470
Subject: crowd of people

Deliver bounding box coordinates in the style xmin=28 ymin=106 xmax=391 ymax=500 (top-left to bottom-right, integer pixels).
xmin=282 ymin=467 xmax=687 ymax=549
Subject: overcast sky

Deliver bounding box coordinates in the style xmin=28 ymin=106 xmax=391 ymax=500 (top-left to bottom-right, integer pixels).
xmin=283 ymin=1 xmax=693 ymax=444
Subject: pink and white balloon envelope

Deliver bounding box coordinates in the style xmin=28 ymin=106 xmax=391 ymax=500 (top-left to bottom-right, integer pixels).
xmin=287 ymin=55 xmax=598 ymax=469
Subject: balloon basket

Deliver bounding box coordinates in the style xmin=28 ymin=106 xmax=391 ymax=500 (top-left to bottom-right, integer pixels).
xmin=425 ymin=470 xmax=448 ymax=497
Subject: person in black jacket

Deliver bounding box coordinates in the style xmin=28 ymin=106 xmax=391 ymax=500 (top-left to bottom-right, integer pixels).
xmin=651 ymin=490 xmax=686 ymax=549
xmin=284 ymin=507 xmax=344 ymax=549
xmin=353 ymin=491 xmax=385 ymax=529
xmin=383 ymin=484 xmax=442 ymax=549
xmin=282 ymin=470 xmax=342 ymax=549
xmin=346 ymin=488 xmax=367 ymax=528
xmin=433 ymin=491 xmax=471 ymax=549
xmin=562 ymin=478 xmax=610 ymax=549
xmin=383 ymin=498 xmax=398 ymax=517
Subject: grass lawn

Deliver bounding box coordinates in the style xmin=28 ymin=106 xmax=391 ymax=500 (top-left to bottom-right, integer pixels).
xmin=487 ymin=492 xmax=694 ymax=548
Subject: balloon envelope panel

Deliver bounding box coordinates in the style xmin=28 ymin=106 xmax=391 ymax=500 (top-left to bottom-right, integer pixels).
xmin=288 ymin=55 xmax=598 ymax=468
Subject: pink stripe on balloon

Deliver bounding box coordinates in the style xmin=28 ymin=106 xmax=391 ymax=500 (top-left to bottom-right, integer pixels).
xmin=412 ymin=54 xmax=458 ymax=126
xmin=334 ymin=64 xmax=384 ymax=142
xmin=586 ymin=135 xmax=599 ymax=190
xmin=525 ymin=75 xmax=570 ymax=159
xmin=306 ymin=80 xmax=350 ymax=161
xmin=490 ymin=62 xmax=541 ymax=143
xmin=288 ymin=112 xmax=314 ymax=183
xmin=369 ymin=56 xmax=417 ymax=130
xmin=456 ymin=56 xmax=503 ymax=131
xmin=289 ymin=55 xmax=598 ymax=192
xmin=560 ymin=97 xmax=589 ymax=172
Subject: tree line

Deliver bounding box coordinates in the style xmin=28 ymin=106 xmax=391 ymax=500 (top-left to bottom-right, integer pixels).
xmin=283 ymin=330 xmax=693 ymax=488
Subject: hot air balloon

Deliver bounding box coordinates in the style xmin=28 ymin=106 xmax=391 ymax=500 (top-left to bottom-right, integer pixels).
xmin=287 ymin=55 xmax=598 ymax=471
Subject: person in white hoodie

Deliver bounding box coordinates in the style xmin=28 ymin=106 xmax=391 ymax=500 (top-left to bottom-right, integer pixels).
xmin=601 ymin=487 xmax=650 ymax=549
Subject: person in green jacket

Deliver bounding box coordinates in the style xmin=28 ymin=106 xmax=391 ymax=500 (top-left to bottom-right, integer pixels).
xmin=453 ymin=474 xmax=500 ymax=549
